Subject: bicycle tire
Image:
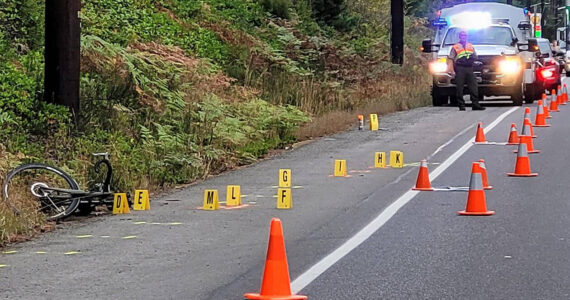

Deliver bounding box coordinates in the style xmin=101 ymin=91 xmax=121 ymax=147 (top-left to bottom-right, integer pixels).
xmin=2 ymin=163 xmax=81 ymax=221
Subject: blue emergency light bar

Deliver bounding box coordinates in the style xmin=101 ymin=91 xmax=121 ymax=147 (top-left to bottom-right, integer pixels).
xmin=432 ymin=18 xmax=448 ymax=27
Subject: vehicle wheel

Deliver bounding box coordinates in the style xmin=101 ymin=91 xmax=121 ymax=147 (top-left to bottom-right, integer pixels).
xmin=2 ymin=164 xmax=81 ymax=221
xmin=449 ymin=95 xmax=458 ymax=106
xmin=512 ymin=84 xmax=523 ymax=106
xmin=567 ymin=71 xmax=570 ymax=77
xmin=74 ymin=204 xmax=94 ymax=216
xmin=524 ymin=84 xmax=536 ymax=104
xmin=432 ymin=86 xmax=448 ymax=106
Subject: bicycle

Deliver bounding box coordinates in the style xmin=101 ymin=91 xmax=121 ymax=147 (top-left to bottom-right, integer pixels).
xmin=2 ymin=153 xmax=130 ymax=221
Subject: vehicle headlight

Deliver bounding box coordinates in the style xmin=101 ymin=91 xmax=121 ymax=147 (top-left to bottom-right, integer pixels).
xmin=499 ymin=58 xmax=521 ymax=74
xmin=429 ymin=58 xmax=448 ymax=74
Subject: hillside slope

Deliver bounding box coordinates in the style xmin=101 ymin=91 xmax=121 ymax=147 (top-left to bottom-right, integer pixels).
xmin=0 ymin=0 xmax=431 ymax=244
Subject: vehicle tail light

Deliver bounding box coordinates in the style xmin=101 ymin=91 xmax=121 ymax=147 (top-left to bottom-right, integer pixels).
xmin=538 ymin=67 xmax=556 ymax=80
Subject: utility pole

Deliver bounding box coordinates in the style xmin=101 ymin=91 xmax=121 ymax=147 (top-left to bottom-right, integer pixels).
xmin=551 ymin=0 xmax=558 ymax=21
xmin=564 ymin=0 xmax=570 ymax=42
xmin=391 ymin=0 xmax=404 ymax=65
xmin=44 ymin=0 xmax=81 ymax=120
xmin=541 ymin=0 xmax=545 ymax=28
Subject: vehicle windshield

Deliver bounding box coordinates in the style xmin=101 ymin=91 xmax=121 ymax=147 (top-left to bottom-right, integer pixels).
xmin=443 ymin=27 xmax=514 ymax=46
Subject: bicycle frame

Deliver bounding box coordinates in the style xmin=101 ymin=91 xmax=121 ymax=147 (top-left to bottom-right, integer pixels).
xmin=37 ymin=153 xmax=117 ymax=208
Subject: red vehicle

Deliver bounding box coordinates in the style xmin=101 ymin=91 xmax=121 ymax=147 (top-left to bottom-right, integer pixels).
xmin=533 ymin=38 xmax=562 ymax=96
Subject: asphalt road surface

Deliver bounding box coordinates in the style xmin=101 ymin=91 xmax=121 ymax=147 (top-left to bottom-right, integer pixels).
xmin=2 ymin=81 xmax=570 ymax=299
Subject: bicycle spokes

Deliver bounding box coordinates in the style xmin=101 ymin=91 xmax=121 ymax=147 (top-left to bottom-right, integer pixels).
xmin=3 ymin=167 xmax=79 ymax=221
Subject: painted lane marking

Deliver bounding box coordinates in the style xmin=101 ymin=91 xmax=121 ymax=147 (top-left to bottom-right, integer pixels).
xmin=75 ymin=235 xmax=93 ymax=238
xmin=64 ymin=251 xmax=80 ymax=255
xmin=291 ymin=107 xmax=519 ymax=293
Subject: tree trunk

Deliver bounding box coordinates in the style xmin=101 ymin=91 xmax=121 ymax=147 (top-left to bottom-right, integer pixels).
xmin=44 ymin=0 xmax=81 ymax=120
xmin=391 ymin=0 xmax=404 ymax=65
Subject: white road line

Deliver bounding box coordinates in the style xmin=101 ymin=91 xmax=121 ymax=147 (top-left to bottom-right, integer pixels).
xmin=290 ymin=107 xmax=519 ymax=293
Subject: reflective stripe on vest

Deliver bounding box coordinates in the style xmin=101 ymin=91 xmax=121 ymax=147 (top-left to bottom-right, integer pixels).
xmin=453 ymin=43 xmax=474 ymax=60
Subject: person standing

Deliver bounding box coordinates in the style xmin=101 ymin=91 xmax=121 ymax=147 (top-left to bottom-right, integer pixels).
xmin=448 ymin=30 xmax=486 ymax=111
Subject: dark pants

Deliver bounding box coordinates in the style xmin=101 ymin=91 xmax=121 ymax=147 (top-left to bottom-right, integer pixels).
xmin=455 ymin=65 xmax=479 ymax=107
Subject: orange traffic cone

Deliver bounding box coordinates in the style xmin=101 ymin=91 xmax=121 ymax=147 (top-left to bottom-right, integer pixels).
xmin=523 ymin=106 xmax=531 ymax=120
xmin=564 ymin=84 xmax=569 ymax=103
xmin=412 ymin=160 xmax=434 ymax=191
xmin=508 ymin=143 xmax=538 ymax=177
xmin=558 ymin=86 xmax=566 ymax=105
xmin=474 ymin=122 xmax=487 ymax=143
xmin=534 ymin=100 xmax=550 ymax=127
xmin=244 ymin=218 xmax=308 ymax=300
xmin=514 ymin=133 xmax=540 ymax=154
xmin=458 ymin=162 xmax=495 ymax=216
xmin=550 ymin=90 xmax=560 ymax=112
xmin=542 ymin=94 xmax=551 ymax=119
xmin=478 ymin=159 xmax=493 ymax=190
xmin=506 ymin=123 xmax=519 ymax=145
xmin=521 ymin=117 xmax=536 ymax=138
xmin=522 ymin=117 xmax=537 ymax=138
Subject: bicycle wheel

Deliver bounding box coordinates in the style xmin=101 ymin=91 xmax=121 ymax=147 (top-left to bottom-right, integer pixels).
xmin=2 ymin=163 xmax=81 ymax=221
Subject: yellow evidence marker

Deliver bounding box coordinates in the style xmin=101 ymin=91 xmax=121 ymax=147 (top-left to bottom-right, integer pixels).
xmin=334 ymin=160 xmax=347 ymax=177
xmin=277 ymin=188 xmax=292 ymax=209
xmin=226 ymin=185 xmax=241 ymax=206
xmin=133 ymin=190 xmax=150 ymax=211
xmin=203 ymin=190 xmax=219 ymax=210
xmin=279 ymin=169 xmax=292 ymax=188
xmin=369 ymin=114 xmax=379 ymax=131
xmin=113 ymin=193 xmax=130 ymax=214
xmin=374 ymin=152 xmax=387 ymax=168
xmin=390 ymin=151 xmax=404 ymax=168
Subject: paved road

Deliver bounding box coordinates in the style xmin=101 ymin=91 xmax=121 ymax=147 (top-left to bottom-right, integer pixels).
xmin=1 ymin=84 xmax=569 ymax=299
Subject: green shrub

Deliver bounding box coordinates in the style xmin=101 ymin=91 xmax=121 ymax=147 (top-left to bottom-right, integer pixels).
xmin=0 ymin=0 xmax=44 ymax=50
xmin=81 ymin=0 xmax=231 ymax=63
xmin=261 ymin=0 xmax=291 ymax=19
xmin=331 ymin=12 xmax=360 ymax=31
xmin=294 ymin=0 xmax=321 ymax=36
xmin=311 ymin=0 xmax=346 ymax=25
